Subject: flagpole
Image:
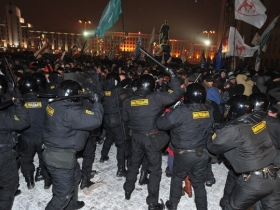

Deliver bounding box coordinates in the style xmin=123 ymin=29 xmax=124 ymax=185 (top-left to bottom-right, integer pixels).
xmin=121 ymin=0 xmax=126 ymax=61
xmin=122 ymin=13 xmax=125 ymax=60
xmin=232 ymin=19 xmax=238 ymax=71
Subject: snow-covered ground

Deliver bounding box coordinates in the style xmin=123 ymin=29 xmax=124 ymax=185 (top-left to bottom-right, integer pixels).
xmin=13 ymin=143 xmax=227 ymax=210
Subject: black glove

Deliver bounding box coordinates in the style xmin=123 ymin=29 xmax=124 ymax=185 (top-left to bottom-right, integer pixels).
xmin=166 ymin=68 xmax=176 ymax=78
xmin=89 ymin=93 xmax=102 ymax=103
xmin=13 ymin=97 xmax=25 ymax=107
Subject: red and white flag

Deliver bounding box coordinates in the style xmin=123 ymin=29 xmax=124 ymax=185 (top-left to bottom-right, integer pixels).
xmin=235 ymin=0 xmax=267 ymax=29
xmin=226 ymin=27 xmax=259 ymax=57
xmin=34 ymin=42 xmax=50 ymax=59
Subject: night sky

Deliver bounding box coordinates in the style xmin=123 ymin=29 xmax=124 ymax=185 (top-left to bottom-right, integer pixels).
xmin=0 ymin=0 xmax=221 ymax=43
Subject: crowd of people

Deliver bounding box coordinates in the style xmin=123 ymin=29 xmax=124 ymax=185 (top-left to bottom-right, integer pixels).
xmin=0 ymin=51 xmax=280 ymax=210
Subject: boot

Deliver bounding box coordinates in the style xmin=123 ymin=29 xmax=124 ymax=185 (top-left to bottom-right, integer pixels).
xmin=183 ymin=176 xmax=192 ymax=198
xmin=15 ymin=189 xmax=21 ymax=197
xmin=165 ymin=166 xmax=172 ymax=178
xmin=125 ymin=191 xmax=132 ymax=200
xmin=90 ymin=170 xmax=98 ymax=179
xmin=65 ymin=185 xmax=85 ymax=210
xmin=166 ymin=200 xmax=177 ymax=210
xmin=148 ymin=202 xmax=165 ymax=210
xmin=25 ymin=175 xmax=35 ymax=189
xmin=80 ymin=175 xmax=94 ymax=190
xmin=116 ymin=167 xmax=126 ymax=177
xmin=205 ymin=177 xmax=216 ymax=187
xmin=99 ymin=155 xmax=109 ymax=163
xmin=139 ymin=170 xmax=149 ymax=185
xmin=35 ymin=167 xmax=44 ymax=182
xmin=44 ymin=179 xmax=52 ymax=189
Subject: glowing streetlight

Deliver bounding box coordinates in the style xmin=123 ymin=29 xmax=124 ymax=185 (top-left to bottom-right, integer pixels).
xmin=79 ymin=19 xmax=91 ymax=31
xmin=205 ymin=40 xmax=210 ymax=46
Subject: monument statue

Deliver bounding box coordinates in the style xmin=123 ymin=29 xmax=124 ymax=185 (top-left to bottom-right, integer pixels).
xmin=159 ymin=20 xmax=170 ymax=44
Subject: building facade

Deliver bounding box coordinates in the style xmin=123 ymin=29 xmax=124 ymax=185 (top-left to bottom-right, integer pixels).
xmin=2 ymin=3 xmax=217 ymax=64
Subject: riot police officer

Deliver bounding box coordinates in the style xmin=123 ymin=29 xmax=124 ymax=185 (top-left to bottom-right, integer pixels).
xmin=43 ymin=80 xmax=103 ymax=210
xmin=250 ymin=92 xmax=280 ymax=166
xmin=122 ymin=71 xmax=182 ymax=210
xmin=157 ymin=83 xmax=214 ymax=210
xmin=0 ymin=75 xmax=30 ymax=210
xmin=100 ymin=72 xmax=131 ymax=177
xmin=208 ymin=95 xmax=280 ymax=209
xmin=18 ymin=76 xmax=51 ymax=190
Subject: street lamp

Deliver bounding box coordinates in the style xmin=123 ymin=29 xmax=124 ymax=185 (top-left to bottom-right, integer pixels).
xmin=205 ymin=40 xmax=210 ymax=46
xmin=79 ymin=19 xmax=91 ymax=31
xmin=203 ymin=30 xmax=215 ymax=58
xmin=203 ymin=31 xmax=215 ymax=39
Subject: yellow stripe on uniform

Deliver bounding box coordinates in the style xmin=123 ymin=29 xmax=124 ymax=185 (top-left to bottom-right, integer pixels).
xmin=24 ymin=102 xmax=42 ymax=108
xmin=85 ymin=110 xmax=94 ymax=115
xmin=192 ymin=111 xmax=210 ymax=119
xmin=131 ymin=99 xmax=149 ymax=106
xmin=252 ymin=121 xmax=266 ymax=134
xmin=46 ymin=105 xmax=55 ymax=116
xmin=104 ymin=91 xmax=111 ymax=96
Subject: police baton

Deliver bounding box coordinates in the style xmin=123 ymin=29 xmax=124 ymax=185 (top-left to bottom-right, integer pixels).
xmin=47 ymin=94 xmax=90 ymax=103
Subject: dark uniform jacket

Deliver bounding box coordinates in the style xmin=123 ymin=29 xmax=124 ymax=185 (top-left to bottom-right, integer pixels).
xmin=43 ymin=100 xmax=103 ymax=151
xmin=121 ymin=77 xmax=182 ymax=133
xmin=264 ymin=115 xmax=280 ymax=150
xmin=0 ymin=103 xmax=30 ymax=153
xmin=21 ymin=92 xmax=48 ymax=137
xmin=102 ymin=81 xmax=122 ymax=115
xmin=207 ymin=113 xmax=276 ymax=173
xmin=157 ymin=103 xmax=214 ymax=150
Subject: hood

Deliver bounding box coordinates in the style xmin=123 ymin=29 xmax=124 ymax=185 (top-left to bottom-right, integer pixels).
xmin=206 ymin=87 xmax=221 ymax=104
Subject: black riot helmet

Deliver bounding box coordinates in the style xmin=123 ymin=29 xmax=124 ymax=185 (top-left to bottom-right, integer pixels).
xmin=19 ymin=76 xmax=38 ymax=94
xmin=249 ymin=93 xmax=270 ymax=112
xmin=184 ymin=83 xmax=206 ymax=104
xmin=0 ymin=75 xmax=8 ymax=96
xmin=32 ymin=72 xmax=46 ymax=89
xmin=228 ymin=95 xmax=253 ymax=120
xmin=106 ymin=72 xmax=120 ymax=86
xmin=137 ymin=74 xmax=155 ymax=92
xmin=58 ymin=80 xmax=82 ymax=102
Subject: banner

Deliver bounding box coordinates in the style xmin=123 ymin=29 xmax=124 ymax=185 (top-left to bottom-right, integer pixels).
xmin=226 ymin=27 xmax=258 ymax=57
xmin=258 ymin=16 xmax=279 ymax=51
xmin=181 ymin=45 xmax=186 ymax=63
xmin=94 ymin=0 xmax=122 ymax=39
xmin=215 ymin=41 xmax=223 ymax=70
xmin=34 ymin=43 xmax=49 ymax=59
xmin=235 ymin=0 xmax=267 ymax=28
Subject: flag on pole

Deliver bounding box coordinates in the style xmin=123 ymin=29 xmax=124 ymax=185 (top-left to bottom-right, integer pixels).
xmin=226 ymin=27 xmax=259 ymax=57
xmin=188 ymin=42 xmax=194 ymax=59
xmin=215 ymin=41 xmax=223 ymax=70
xmin=181 ymin=45 xmax=186 ymax=63
xmin=258 ymin=16 xmax=279 ymax=51
xmin=94 ymin=0 xmax=122 ymax=39
xmin=34 ymin=42 xmax=49 ymax=59
xmin=235 ymin=0 xmax=267 ymax=29
xmin=200 ymin=50 xmax=206 ymax=68
xmin=146 ymin=27 xmax=155 ymax=54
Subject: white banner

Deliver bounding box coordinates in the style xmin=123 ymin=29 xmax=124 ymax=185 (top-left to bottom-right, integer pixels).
xmin=235 ymin=0 xmax=267 ymax=28
xmin=226 ymin=27 xmax=259 ymax=57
